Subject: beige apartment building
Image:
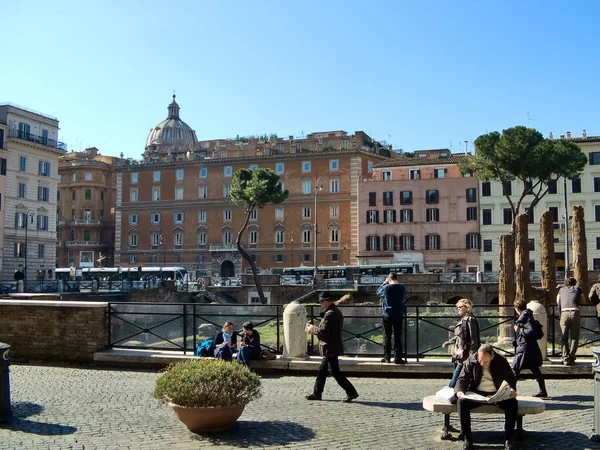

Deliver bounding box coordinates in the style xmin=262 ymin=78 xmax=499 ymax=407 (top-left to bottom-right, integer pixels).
xmin=56 ymin=147 xmax=124 ymax=269
xmin=479 ymin=131 xmax=600 ymax=272
xmin=0 ymin=122 xmax=7 ymax=277
xmin=0 ymin=103 xmax=65 ymax=281
xmin=115 ymin=96 xmax=390 ymax=279
xmin=359 ymin=149 xmax=481 ymax=273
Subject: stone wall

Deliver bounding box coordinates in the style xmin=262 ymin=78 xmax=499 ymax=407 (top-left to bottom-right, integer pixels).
xmin=0 ymin=300 xmax=108 ymax=363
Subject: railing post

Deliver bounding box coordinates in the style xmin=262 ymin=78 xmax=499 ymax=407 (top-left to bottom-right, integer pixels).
xmin=276 ymin=305 xmax=281 ymax=353
xmin=415 ymin=306 xmax=420 ymax=362
xmin=182 ymin=304 xmax=187 ymax=355
xmin=192 ymin=303 xmax=197 ymax=353
xmin=107 ymin=303 xmax=112 ymax=348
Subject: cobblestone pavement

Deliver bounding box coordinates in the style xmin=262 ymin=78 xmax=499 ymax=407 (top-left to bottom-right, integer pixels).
xmin=1 ymin=364 xmax=600 ymax=450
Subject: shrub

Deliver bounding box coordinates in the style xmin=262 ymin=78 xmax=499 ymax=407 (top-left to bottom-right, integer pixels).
xmin=152 ymin=359 xmax=262 ymax=408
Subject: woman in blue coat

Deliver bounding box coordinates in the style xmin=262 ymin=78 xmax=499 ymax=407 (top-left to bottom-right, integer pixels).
xmin=213 ymin=321 xmax=238 ymax=362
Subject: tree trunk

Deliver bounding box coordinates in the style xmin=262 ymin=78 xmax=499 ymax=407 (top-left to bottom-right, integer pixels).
xmin=235 ymin=207 xmax=267 ymax=304
xmin=572 ymin=205 xmax=589 ymax=295
xmin=540 ymin=210 xmax=556 ymax=309
xmin=514 ymin=213 xmax=531 ymax=303
xmin=498 ymin=234 xmax=515 ymax=345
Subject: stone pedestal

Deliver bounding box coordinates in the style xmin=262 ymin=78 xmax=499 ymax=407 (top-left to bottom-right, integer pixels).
xmin=281 ymin=301 xmax=308 ymax=360
xmin=92 ymin=279 xmax=99 ymax=294
xmin=527 ymin=300 xmax=548 ymax=360
xmin=57 ymin=280 xmax=64 ymax=293
xmin=590 ymin=347 xmax=600 ymax=442
xmin=17 ymin=281 xmax=24 ymax=293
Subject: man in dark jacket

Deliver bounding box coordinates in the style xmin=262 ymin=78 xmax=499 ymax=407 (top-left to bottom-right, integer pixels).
xmin=455 ymin=344 xmax=518 ymax=450
xmin=557 ymin=277 xmax=584 ymax=365
xmin=377 ymin=272 xmax=406 ymax=363
xmin=305 ymin=292 xmax=359 ymax=403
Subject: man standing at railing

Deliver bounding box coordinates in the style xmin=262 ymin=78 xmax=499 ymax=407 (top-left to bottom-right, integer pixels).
xmin=377 ymin=272 xmax=407 ymax=364
xmin=557 ymin=277 xmax=584 ymax=366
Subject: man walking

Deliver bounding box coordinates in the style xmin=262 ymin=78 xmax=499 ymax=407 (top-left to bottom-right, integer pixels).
xmin=305 ymin=292 xmax=359 ymax=403
xmin=377 ymin=272 xmax=406 ymax=363
xmin=557 ymin=277 xmax=584 ymax=365
xmin=455 ymin=344 xmax=518 ymax=450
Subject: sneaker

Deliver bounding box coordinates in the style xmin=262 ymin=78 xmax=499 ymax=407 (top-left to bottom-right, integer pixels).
xmin=305 ymin=393 xmax=322 ymax=401
xmin=381 ymin=357 xmax=391 ymax=363
xmin=394 ymin=358 xmax=407 ymax=364
xmin=504 ymin=439 xmax=515 ymax=449
xmin=463 ymin=435 xmax=474 ymax=450
xmin=342 ymin=393 xmax=359 ymax=403
xmin=533 ymin=390 xmax=548 ymax=398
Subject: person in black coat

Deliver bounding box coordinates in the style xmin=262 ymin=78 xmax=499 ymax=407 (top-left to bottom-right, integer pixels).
xmin=305 ymin=292 xmax=359 ymax=403
xmin=213 ymin=321 xmax=238 ymax=362
xmin=236 ymin=321 xmax=261 ymax=369
xmin=512 ymin=298 xmax=547 ymax=397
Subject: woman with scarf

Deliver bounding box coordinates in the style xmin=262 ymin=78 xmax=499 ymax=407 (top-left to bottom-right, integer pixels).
xmin=213 ymin=321 xmax=238 ymax=362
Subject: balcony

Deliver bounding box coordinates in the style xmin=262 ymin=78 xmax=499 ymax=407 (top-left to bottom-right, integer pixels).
xmin=72 ymin=219 xmax=103 ymax=226
xmin=59 ymin=241 xmax=105 ymax=247
xmin=209 ymin=244 xmax=238 ymax=252
xmin=9 ymin=128 xmax=67 ymax=150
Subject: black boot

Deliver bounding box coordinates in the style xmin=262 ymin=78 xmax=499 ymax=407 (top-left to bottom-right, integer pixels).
xmin=533 ymin=377 xmax=548 ymax=398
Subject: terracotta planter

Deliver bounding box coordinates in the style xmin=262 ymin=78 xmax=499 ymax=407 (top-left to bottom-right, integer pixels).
xmin=169 ymin=403 xmax=246 ymax=433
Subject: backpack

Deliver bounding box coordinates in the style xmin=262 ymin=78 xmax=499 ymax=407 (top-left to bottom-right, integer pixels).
xmin=194 ymin=338 xmax=215 ymax=357
xmin=590 ymin=284 xmax=600 ymax=306
xmin=530 ymin=318 xmax=544 ymax=340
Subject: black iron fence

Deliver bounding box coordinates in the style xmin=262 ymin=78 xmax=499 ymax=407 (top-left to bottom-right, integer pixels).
xmin=107 ymin=302 xmax=600 ymax=360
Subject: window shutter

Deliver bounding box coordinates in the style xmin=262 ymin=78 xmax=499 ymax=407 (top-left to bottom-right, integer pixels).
xmin=392 ymin=210 xmax=397 ymax=223
xmin=376 ymin=236 xmax=381 ymax=251
xmin=425 ymin=236 xmax=430 ymax=250
xmin=366 ymin=211 xmax=370 ymax=223
xmin=393 ymin=235 xmax=398 ymax=251
xmin=375 ymin=211 xmax=379 ymax=223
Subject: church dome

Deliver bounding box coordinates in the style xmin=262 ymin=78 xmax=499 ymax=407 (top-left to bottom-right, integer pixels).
xmin=144 ymin=95 xmax=197 ymax=159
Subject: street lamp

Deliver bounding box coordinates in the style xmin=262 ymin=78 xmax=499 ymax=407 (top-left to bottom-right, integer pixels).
xmin=313 ymin=177 xmax=323 ymax=282
xmin=159 ymin=235 xmax=166 ymax=279
xmin=290 ymin=230 xmax=294 ymax=268
xmin=24 ymin=209 xmax=35 ymax=285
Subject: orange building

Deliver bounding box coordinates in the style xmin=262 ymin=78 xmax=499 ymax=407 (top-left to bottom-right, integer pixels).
xmin=358 ymin=149 xmax=481 ymax=273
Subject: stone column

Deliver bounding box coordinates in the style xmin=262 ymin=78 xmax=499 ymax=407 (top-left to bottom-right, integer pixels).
xmin=514 ymin=213 xmax=531 ymax=303
xmin=281 ymin=301 xmax=308 ymax=359
xmin=572 ymin=205 xmax=589 ymax=294
xmin=540 ymin=210 xmax=556 ymax=309
xmin=498 ymin=235 xmax=515 ymax=344
xmin=527 ymin=298 xmax=548 ymax=360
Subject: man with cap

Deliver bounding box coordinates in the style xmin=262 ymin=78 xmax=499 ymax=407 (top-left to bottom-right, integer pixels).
xmin=305 ymin=292 xmax=359 ymax=402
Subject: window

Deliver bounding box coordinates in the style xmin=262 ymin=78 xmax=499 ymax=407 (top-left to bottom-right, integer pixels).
xmin=72 ymin=189 xmax=76 ymax=201
xmin=367 ymin=210 xmax=378 ymax=223
xmin=587 ymin=151 xmax=600 ymax=166
xmin=382 ymin=171 xmax=392 ymax=181
xmin=224 ymin=209 xmax=232 ymax=221
xmin=548 ymin=206 xmax=559 ymax=222
xmin=330 ymin=229 xmax=340 ymax=244
xmin=72 ymin=172 xmax=77 ymax=181
xmin=503 ymin=208 xmax=513 ymax=225
xmin=18 ymin=183 xmax=26 ymax=198
xmin=152 ymin=187 xmax=160 ymax=201
xmin=131 ymin=172 xmax=138 ymax=183
xmin=303 ymin=229 xmax=312 ymax=244
xmin=249 ymin=164 xmax=258 ymax=171
xmin=37 ymin=215 xmax=49 ymax=231
xmin=129 ymin=233 xmax=137 ymax=247
xmin=302 ymin=161 xmax=311 ymax=173
xmin=224 ymin=166 xmax=232 ymax=177
xmin=482 ymin=182 xmax=491 ymax=197
xmin=128 ymin=255 xmax=137 ymax=264
xmin=14 ymin=243 xmax=25 ymax=258
xmin=572 ymin=178 xmax=581 ymax=193
xmin=83 ymin=209 xmax=92 ymax=222
xmin=302 ymin=207 xmax=311 ymax=219
xmin=425 ymin=235 xmax=441 ymax=250
xmin=367 ymin=161 xmax=373 ymax=173
xmin=39 ymin=161 xmax=51 ymax=176
xmin=484 ymin=261 xmax=493 ymax=272
xmin=84 ymin=172 xmax=92 ymax=181
xmin=330 ymin=179 xmax=339 ymax=193
xmin=302 ymin=180 xmax=311 ymax=195
xmin=409 ymin=169 xmax=420 ymax=180
xmin=482 ymin=209 xmax=492 ymax=225
xmin=249 ymin=230 xmax=258 ymax=245
xmin=528 ymin=238 xmax=535 ymax=252
xmin=174 ymin=212 xmax=184 ymax=223
xmin=85 ymin=189 xmax=92 ymax=200
xmin=83 ymin=230 xmax=91 ymax=241
xmin=275 ymin=163 xmax=284 ymax=174
xmin=330 ymin=205 xmax=339 ymax=218
xmin=466 ymin=233 xmax=480 ymax=250
xmin=15 ymin=212 xmax=26 ymax=228
xmin=383 ymin=235 xmax=396 ymax=251
xmin=223 ymin=184 xmax=231 ymax=198
xmin=175 ymin=187 xmax=184 ymax=200
xmin=502 ymin=181 xmax=512 ymax=196
xmin=198 ymin=211 xmax=206 ymax=222
xmin=198 ymin=185 xmax=207 ymax=199
xmin=595 ymin=205 xmax=600 ymax=222
xmin=151 ymin=212 xmax=161 ymax=223
xmin=38 ymin=244 xmax=45 ymax=259
xmin=399 ymin=235 xmax=414 ymax=251
xmin=153 ymin=171 xmax=161 ymax=181
xmin=275 ymin=208 xmax=284 ymax=220
xmin=597 ymin=236 xmax=600 ymax=250
xmin=277 ymin=143 xmax=285 ymax=153
xmin=434 ymin=168 xmax=446 ymax=179
xmin=594 ymin=177 xmax=600 ymax=193
xmin=384 ymin=209 xmax=396 ymax=223
xmin=19 ymin=156 xmax=26 ymax=172
xmin=199 ymin=168 xmax=207 ymax=178
xmin=426 ymin=208 xmax=439 ymax=222
xmin=174 ymin=231 xmax=183 ymax=248
xmin=466 ymin=207 xmax=477 ymax=221
xmin=383 ymin=191 xmax=393 ymax=206
xmin=400 ymin=191 xmax=412 ymax=205
xmin=483 ymin=239 xmax=492 ymax=252
xmin=130 ymin=189 xmax=138 ymax=202
xmin=400 ymin=209 xmax=413 ymax=223
xmin=221 ymin=151 xmax=227 ymax=159
xmin=275 ymin=229 xmax=285 ymax=244
xmin=129 ymin=214 xmax=138 ymax=225
xmin=198 ymin=229 xmax=207 ymax=247
xmin=100 ymin=191 xmax=104 ymax=200
xmin=426 ymin=190 xmax=439 ymax=204
xmin=176 ymin=169 xmax=184 ymax=180
xmin=368 ymin=192 xmax=376 ymax=207
xmin=330 ymin=159 xmax=339 ymax=171
xmin=0 ymin=157 xmax=6 ymax=176
xmin=57 ymin=191 xmax=60 ymax=202
xmin=547 ymin=179 xmax=557 ymax=194
xmin=465 ymin=188 xmax=477 ymax=203
xmin=366 ymin=236 xmax=380 ymax=251
xmin=341 ymin=140 xmax=348 ymax=149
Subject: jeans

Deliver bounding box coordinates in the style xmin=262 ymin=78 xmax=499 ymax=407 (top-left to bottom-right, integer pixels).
xmin=458 ymin=396 xmax=518 ymax=441
xmin=560 ymin=310 xmax=581 ymax=363
xmin=214 ymin=345 xmax=233 ymax=362
xmin=313 ymin=356 xmax=358 ymax=397
xmin=449 ymin=362 xmax=463 ymax=388
xmin=382 ymin=315 xmax=404 ymax=361
xmin=237 ymin=346 xmax=255 ymax=368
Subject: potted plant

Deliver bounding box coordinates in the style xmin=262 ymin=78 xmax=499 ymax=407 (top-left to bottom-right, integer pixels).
xmin=153 ymin=358 xmax=262 ymax=433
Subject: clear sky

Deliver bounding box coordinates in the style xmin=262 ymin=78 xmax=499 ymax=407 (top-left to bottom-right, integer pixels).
xmin=3 ymin=1 xmax=599 ymax=159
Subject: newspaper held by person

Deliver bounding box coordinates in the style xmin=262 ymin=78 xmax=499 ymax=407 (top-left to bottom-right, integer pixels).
xmin=463 ymin=380 xmax=512 ymax=403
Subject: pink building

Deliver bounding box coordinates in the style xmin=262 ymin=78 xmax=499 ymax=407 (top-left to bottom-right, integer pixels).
xmin=357 ymin=149 xmax=481 ymax=273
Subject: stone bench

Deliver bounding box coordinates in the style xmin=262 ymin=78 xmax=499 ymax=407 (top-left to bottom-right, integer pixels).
xmin=422 ymin=395 xmax=545 ymax=440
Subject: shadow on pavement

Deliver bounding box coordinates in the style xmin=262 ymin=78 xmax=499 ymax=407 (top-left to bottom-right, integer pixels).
xmin=354 ymin=400 xmax=422 ymax=410
xmin=0 ymin=402 xmax=77 ymax=436
xmin=468 ymin=430 xmax=600 ymax=449
xmin=544 ymin=402 xmax=592 ymax=411
xmin=548 ymin=394 xmax=593 ymax=402
xmin=191 ymin=420 xmax=315 ymax=446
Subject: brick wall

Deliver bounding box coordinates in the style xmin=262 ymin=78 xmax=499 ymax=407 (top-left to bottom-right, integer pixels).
xmin=0 ymin=300 xmax=108 ymax=363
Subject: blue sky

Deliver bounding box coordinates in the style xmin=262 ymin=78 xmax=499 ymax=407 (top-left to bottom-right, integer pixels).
xmin=3 ymin=1 xmax=599 ymax=159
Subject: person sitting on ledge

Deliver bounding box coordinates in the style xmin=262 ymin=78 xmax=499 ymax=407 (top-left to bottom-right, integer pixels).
xmin=213 ymin=321 xmax=238 ymax=362
xmin=237 ymin=321 xmax=261 ymax=369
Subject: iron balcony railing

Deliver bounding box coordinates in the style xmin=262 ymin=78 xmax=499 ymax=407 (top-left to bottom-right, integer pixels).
xmin=8 ymin=128 xmax=66 ymax=150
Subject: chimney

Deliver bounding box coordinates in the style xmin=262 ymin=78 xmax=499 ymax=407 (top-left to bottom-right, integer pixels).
xmin=566 ymin=131 xmax=571 ymax=139
xmin=560 ymin=135 xmax=565 ymax=139
xmin=583 ymin=129 xmax=587 ymax=138
xmin=549 ymin=132 xmax=554 ymax=139
xmin=288 ymin=135 xmax=293 ymax=141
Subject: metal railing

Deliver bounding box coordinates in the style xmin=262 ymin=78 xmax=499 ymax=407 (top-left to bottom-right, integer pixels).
xmin=8 ymin=128 xmax=66 ymax=150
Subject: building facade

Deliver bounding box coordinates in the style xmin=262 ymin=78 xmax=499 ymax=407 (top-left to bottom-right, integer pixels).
xmin=56 ymin=147 xmax=124 ymax=269
xmin=0 ymin=103 xmax=65 ymax=281
xmin=0 ymin=122 xmax=8 ymax=277
xmin=478 ymin=131 xmax=600 ymax=272
xmin=115 ymin=97 xmax=389 ymax=278
xmin=359 ymin=150 xmax=481 ymax=273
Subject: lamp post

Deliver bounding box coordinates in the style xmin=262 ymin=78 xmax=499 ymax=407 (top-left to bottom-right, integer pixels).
xmin=563 ymin=177 xmax=570 ymax=277
xmin=290 ymin=230 xmax=294 ymax=268
xmin=159 ymin=235 xmax=166 ymax=280
xmin=313 ymin=177 xmax=323 ymax=282
xmin=24 ymin=209 xmax=35 ymax=285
